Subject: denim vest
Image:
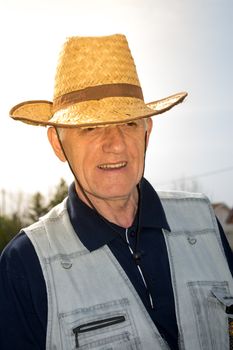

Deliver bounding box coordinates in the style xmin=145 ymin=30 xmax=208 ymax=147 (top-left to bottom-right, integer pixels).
xmin=25 ymin=191 xmax=233 ymax=350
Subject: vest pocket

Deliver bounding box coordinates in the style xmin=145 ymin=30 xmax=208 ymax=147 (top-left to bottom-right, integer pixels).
xmin=73 ymin=315 xmax=126 ymax=348
xmin=59 ymin=298 xmax=142 ymax=349
xmin=188 ymin=281 xmax=232 ymax=350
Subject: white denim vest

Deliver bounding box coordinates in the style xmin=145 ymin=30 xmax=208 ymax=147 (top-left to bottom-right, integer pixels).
xmin=25 ymin=191 xmax=233 ymax=350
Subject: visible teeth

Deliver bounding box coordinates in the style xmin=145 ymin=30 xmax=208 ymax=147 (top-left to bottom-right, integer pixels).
xmin=98 ymin=162 xmax=126 ymax=169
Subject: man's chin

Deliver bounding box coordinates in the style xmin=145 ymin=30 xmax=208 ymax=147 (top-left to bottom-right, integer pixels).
xmin=75 ymin=181 xmax=138 ymax=203
xmin=88 ymin=184 xmax=138 ymax=201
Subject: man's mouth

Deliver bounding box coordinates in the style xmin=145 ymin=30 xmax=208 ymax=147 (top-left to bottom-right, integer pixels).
xmin=98 ymin=161 xmax=127 ymax=170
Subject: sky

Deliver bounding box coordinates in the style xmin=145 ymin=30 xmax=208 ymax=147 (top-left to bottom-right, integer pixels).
xmin=0 ymin=0 xmax=232 ymax=213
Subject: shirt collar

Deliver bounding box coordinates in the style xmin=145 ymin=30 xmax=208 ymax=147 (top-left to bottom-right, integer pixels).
xmin=139 ymin=178 xmax=170 ymax=231
xmin=67 ymin=178 xmax=170 ymax=252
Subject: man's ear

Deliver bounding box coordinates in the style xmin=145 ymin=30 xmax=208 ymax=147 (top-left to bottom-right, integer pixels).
xmin=47 ymin=127 xmax=66 ymax=162
xmin=145 ymin=117 xmax=153 ymax=150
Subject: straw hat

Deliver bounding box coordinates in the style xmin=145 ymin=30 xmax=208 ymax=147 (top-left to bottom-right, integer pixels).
xmin=10 ymin=34 xmax=187 ymax=128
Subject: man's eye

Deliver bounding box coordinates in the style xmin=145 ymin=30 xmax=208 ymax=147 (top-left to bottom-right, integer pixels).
xmin=126 ymin=122 xmax=137 ymax=127
xmin=84 ymin=127 xmax=96 ymax=132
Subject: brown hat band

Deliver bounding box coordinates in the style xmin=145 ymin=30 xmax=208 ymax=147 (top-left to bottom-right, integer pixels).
xmin=53 ymin=83 xmax=144 ymax=112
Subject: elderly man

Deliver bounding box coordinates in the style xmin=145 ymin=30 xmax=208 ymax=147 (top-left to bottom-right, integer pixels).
xmin=0 ymin=34 xmax=233 ymax=350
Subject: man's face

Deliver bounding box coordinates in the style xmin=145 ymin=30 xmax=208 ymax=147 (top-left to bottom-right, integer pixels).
xmin=48 ymin=118 xmax=152 ymax=201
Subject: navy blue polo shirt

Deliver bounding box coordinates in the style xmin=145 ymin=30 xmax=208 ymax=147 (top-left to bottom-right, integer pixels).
xmin=0 ymin=178 xmax=232 ymax=350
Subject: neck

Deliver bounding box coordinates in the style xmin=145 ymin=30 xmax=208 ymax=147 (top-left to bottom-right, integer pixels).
xmin=75 ymin=183 xmax=139 ymax=228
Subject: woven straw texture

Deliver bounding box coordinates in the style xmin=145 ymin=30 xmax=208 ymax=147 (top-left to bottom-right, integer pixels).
xmin=54 ymin=34 xmax=140 ymax=99
xmin=9 ymin=34 xmax=187 ymax=127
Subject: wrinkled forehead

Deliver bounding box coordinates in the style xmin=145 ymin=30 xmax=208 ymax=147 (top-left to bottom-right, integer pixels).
xmin=57 ymin=117 xmax=148 ymax=130
xmin=52 ymin=118 xmax=150 ymax=140
xmin=80 ymin=118 xmax=148 ymax=129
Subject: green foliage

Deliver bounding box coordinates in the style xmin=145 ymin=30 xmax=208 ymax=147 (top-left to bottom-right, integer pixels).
xmin=0 ymin=213 xmax=23 ymax=252
xmin=47 ymin=178 xmax=68 ymax=210
xmin=28 ymin=192 xmax=48 ymax=223
xmin=0 ymin=178 xmax=69 ymax=253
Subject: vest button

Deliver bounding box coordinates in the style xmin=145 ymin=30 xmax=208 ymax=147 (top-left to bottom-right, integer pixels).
xmin=61 ymin=260 xmax=72 ymax=269
xmin=187 ymin=237 xmax=197 ymax=245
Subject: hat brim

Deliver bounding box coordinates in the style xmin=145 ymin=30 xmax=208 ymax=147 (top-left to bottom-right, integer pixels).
xmin=10 ymin=92 xmax=187 ymax=128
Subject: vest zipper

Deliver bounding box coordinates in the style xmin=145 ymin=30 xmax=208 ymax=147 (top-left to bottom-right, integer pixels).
xmin=73 ymin=315 xmax=125 ymax=348
xmin=125 ymin=229 xmax=154 ymax=309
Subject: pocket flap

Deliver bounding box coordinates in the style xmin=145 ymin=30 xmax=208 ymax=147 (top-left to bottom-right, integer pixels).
xmin=211 ymin=287 xmax=233 ymax=307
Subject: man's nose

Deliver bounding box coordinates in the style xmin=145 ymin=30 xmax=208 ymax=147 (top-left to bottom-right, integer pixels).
xmin=102 ymin=125 xmax=126 ymax=153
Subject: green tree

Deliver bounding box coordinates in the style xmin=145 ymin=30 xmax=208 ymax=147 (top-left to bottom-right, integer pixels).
xmin=48 ymin=178 xmax=68 ymax=210
xmin=0 ymin=179 xmax=69 ymax=252
xmin=27 ymin=178 xmax=68 ymax=223
xmin=28 ymin=192 xmax=47 ymax=223
xmin=0 ymin=213 xmax=23 ymax=252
